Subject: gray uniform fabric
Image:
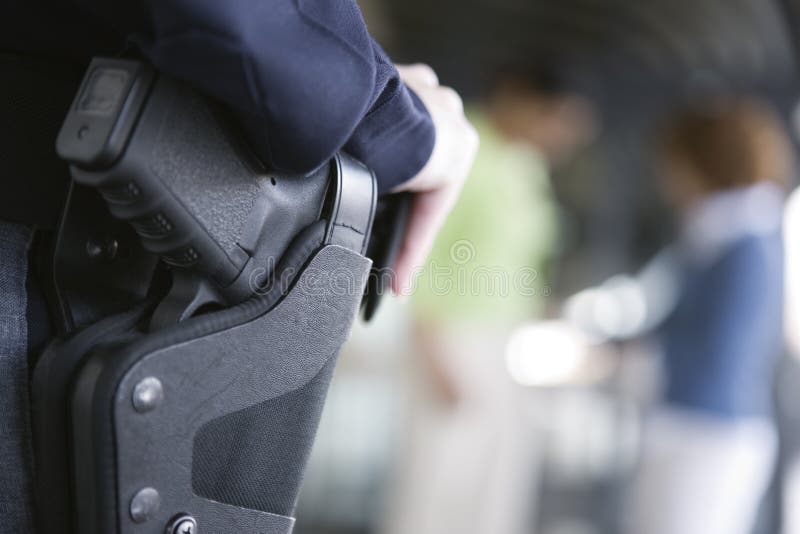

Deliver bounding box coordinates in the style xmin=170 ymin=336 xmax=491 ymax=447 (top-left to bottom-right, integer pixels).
xmin=0 ymin=220 xmax=35 ymax=533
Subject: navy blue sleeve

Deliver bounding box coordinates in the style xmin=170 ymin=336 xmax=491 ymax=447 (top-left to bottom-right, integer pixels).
xmin=82 ymin=0 xmax=435 ymax=192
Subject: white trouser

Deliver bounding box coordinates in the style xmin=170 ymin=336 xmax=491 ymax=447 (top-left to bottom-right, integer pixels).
xmin=382 ymin=325 xmax=537 ymax=534
xmin=624 ymin=407 xmax=777 ymax=534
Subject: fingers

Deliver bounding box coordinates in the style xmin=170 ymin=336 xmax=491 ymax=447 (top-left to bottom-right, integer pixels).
xmin=397 ymin=63 xmax=439 ymax=88
xmin=437 ymin=86 xmax=464 ymax=114
xmin=392 ymin=112 xmax=478 ymax=195
xmin=398 ymin=64 xmax=462 ymax=113
xmin=392 ymin=194 xmax=441 ymax=295
xmin=392 ymin=182 xmax=465 ymax=295
xmin=390 ymin=63 xmax=479 ymax=295
xmin=397 ymin=63 xmax=464 ymax=113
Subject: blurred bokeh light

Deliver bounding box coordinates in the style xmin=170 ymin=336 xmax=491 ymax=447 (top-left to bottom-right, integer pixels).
xmin=294 ymin=2 xmax=800 ymax=534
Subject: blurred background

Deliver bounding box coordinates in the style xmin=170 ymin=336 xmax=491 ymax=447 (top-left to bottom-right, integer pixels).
xmin=295 ymin=1 xmax=800 ymax=533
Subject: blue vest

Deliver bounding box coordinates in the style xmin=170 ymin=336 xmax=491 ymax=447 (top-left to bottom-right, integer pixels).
xmin=660 ymin=231 xmax=784 ymax=418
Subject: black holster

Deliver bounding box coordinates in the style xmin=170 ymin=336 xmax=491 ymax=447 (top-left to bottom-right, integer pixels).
xmin=26 ymin=57 xmax=404 ymax=534
xmin=33 ymin=226 xmax=370 ymax=534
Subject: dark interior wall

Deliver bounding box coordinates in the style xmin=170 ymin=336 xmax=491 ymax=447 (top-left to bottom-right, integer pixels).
xmin=378 ymin=0 xmax=797 ymax=101
xmin=369 ymin=0 xmax=800 ymax=288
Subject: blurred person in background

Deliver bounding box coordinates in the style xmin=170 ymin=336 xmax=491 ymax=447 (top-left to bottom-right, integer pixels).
xmin=565 ymin=97 xmax=789 ymax=534
xmin=381 ymin=78 xmax=595 ymax=534
xmin=627 ymin=98 xmax=789 ymax=534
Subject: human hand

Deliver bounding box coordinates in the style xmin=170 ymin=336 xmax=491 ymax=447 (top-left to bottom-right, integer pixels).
xmin=392 ymin=64 xmax=479 ymax=294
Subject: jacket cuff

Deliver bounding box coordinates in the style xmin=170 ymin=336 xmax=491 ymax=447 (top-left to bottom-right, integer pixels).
xmin=345 ymin=86 xmax=435 ymax=193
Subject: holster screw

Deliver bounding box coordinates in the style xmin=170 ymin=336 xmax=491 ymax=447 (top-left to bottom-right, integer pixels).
xmin=167 ymin=515 xmax=198 ymax=534
xmin=130 ymin=487 xmax=160 ymax=523
xmin=85 ymin=236 xmax=119 ymax=261
xmin=132 ymin=377 xmax=164 ymax=413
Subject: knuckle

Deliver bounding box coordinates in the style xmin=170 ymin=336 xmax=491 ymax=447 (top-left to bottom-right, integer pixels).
xmin=412 ymin=62 xmax=437 ymax=77
xmin=438 ymin=86 xmax=464 ymax=111
xmin=406 ymin=63 xmax=438 ymax=85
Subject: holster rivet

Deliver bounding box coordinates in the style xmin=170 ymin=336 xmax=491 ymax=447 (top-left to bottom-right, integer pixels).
xmin=85 ymin=236 xmax=119 ymax=261
xmin=133 ymin=377 xmax=164 ymax=412
xmin=167 ymin=514 xmax=198 ymax=534
xmin=130 ymin=487 xmax=160 ymax=523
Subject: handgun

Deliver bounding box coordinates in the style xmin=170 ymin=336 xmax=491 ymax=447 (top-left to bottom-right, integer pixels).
xmin=33 ymin=57 xmax=409 ymax=534
xmin=55 ymin=57 xmax=401 ymax=328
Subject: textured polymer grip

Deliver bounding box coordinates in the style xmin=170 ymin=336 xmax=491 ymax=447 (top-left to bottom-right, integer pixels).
xmin=57 ymin=58 xmax=330 ymax=304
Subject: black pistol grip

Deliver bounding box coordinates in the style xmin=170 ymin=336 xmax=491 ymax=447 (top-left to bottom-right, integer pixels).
xmin=56 ymin=58 xmax=330 ymax=304
xmin=39 ymin=56 xmax=381 ymax=534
